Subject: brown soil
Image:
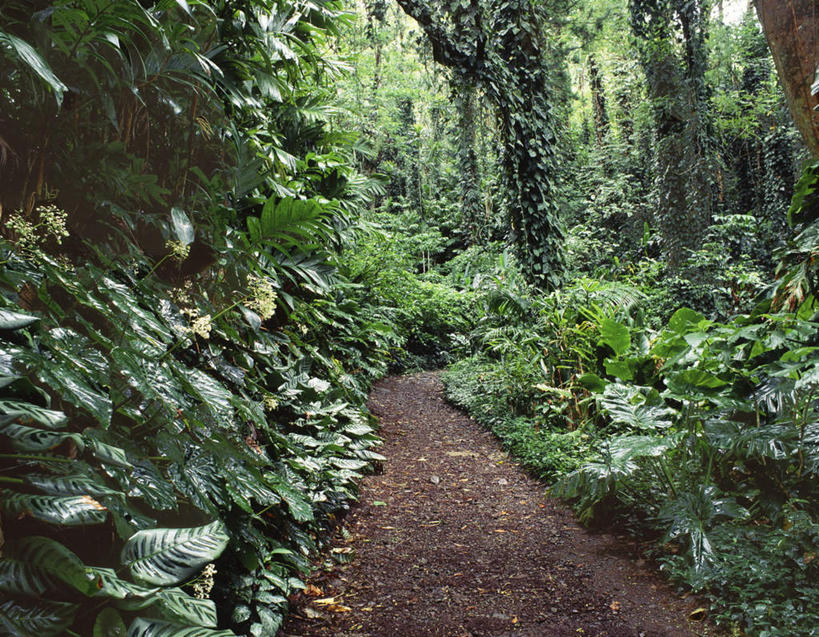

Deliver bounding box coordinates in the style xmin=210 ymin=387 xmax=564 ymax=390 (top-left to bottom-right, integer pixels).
xmin=281 ymin=372 xmax=712 ymax=637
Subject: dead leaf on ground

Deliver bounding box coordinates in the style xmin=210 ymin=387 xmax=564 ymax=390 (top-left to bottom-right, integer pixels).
xmin=689 ymin=607 xmax=707 ymax=620
xmin=303 ymin=607 xmax=327 ymax=620
xmin=314 ymin=597 xmax=337 ymax=605
xmin=304 ymin=584 xmax=323 ymax=597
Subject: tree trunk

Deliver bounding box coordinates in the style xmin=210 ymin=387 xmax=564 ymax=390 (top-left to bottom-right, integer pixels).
xmin=754 ymin=0 xmax=819 ymax=156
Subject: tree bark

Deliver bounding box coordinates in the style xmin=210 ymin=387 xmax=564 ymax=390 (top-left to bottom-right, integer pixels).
xmin=754 ymin=0 xmax=819 ymax=156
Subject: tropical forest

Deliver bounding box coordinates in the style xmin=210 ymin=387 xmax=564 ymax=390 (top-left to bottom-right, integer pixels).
xmin=0 ymin=0 xmax=818 ymax=635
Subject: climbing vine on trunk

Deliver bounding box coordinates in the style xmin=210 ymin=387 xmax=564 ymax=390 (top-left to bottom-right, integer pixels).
xmin=395 ymin=0 xmax=566 ymax=288
xmin=629 ymin=0 xmax=714 ymax=269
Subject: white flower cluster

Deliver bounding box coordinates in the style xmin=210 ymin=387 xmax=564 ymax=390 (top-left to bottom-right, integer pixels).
xmin=6 ymin=204 xmax=69 ymax=259
xmin=165 ymin=239 xmax=191 ymax=261
xmin=263 ymin=394 xmax=279 ymax=411
xmin=190 ymin=314 xmax=213 ymax=339
xmin=246 ymin=274 xmax=278 ymax=320
xmin=192 ymin=563 xmax=217 ymax=600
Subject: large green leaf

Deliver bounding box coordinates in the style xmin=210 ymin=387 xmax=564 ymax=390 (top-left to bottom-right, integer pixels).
xmin=0 ymin=423 xmax=84 ymax=452
xmin=0 ymin=489 xmax=108 ymax=526
xmin=601 ymin=384 xmax=676 ymax=431
xmin=118 ymin=587 xmax=217 ymax=627
xmin=598 ymin=318 xmax=630 ymax=357
xmin=0 ymin=557 xmax=59 ymax=596
xmin=87 ymin=566 xmax=160 ymax=600
xmin=94 ymin=607 xmax=127 ymax=637
xmin=26 ymin=473 xmax=124 ymax=499
xmin=2 ymin=536 xmax=95 ymax=595
xmin=0 ymin=399 xmax=67 ymax=429
xmin=127 ymin=618 xmax=235 ymax=637
xmin=0 ymin=309 xmax=39 ymax=330
xmin=121 ymin=521 xmax=229 ymax=586
xmin=0 ymin=31 xmax=67 ymax=105
xmin=0 ymin=599 xmax=77 ymax=636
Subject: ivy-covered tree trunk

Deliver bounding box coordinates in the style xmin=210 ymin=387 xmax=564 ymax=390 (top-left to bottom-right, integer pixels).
xmin=630 ymin=0 xmax=713 ymax=269
xmin=455 ymin=82 xmax=484 ymax=243
xmin=754 ymin=0 xmax=819 ymax=157
xmin=588 ymin=54 xmax=609 ymax=147
xmin=395 ymin=0 xmax=566 ymax=288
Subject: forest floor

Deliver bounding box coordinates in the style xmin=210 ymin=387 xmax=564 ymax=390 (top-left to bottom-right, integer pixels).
xmin=280 ymin=371 xmax=713 ymax=637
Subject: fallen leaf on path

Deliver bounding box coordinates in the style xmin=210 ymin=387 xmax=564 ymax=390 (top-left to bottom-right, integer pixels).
xmin=304 ymin=607 xmax=327 ymax=620
xmin=304 ymin=584 xmax=323 ymax=597
xmin=314 ymin=597 xmax=337 ymax=605
xmin=372 ymin=500 xmax=387 ymax=506
xmin=328 ymin=604 xmax=352 ymax=613
xmin=689 ymin=607 xmax=707 ymax=620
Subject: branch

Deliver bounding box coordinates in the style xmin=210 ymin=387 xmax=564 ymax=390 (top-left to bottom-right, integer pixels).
xmin=394 ymin=0 xmax=482 ymax=74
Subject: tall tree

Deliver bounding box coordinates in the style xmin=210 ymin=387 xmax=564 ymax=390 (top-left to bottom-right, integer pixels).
xmin=630 ymin=0 xmax=714 ymax=268
xmin=754 ymin=0 xmax=819 ymax=156
xmin=394 ymin=0 xmax=567 ymax=288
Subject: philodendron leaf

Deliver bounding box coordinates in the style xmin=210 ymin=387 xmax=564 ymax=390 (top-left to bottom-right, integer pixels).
xmin=4 ymin=536 xmax=96 ymax=595
xmin=121 ymin=521 xmax=229 ymax=586
xmin=0 ymin=598 xmax=77 ymax=637
xmin=599 ymin=319 xmax=630 ymax=357
xmin=127 ymin=617 xmax=236 ymax=637
xmin=118 ymin=587 xmax=217 ymax=627
xmin=0 ymin=489 xmax=108 ymax=526
xmin=171 ymin=208 xmax=195 ymax=246
xmin=0 ymin=423 xmax=84 ymax=453
xmin=0 ymin=308 xmax=39 ymax=330
xmin=94 ymin=607 xmax=127 ymax=637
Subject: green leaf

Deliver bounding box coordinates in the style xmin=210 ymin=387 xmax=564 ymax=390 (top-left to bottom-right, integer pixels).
xmin=121 ymin=521 xmax=229 ymax=586
xmin=665 ymin=369 xmax=729 ymax=398
xmin=0 ymin=423 xmax=84 ymax=452
xmin=604 ymin=359 xmax=634 ymax=381
xmin=4 ymin=536 xmax=96 ymax=595
xmin=577 ymin=372 xmax=607 ymax=393
xmin=0 ymin=400 xmax=67 ymax=429
xmin=26 ymin=473 xmax=124 ymax=499
xmin=87 ymin=566 xmax=161 ymax=600
xmin=667 ymin=308 xmax=707 ymax=334
xmin=94 ymin=608 xmax=127 ymax=637
xmin=599 ymin=319 xmax=630 ymax=356
xmin=119 ymin=588 xmax=217 ymax=627
xmin=0 ymin=31 xmax=67 ymax=105
xmin=264 ymin=473 xmax=314 ymax=522
xmin=0 ymin=557 xmax=59 ymax=596
xmin=89 ymin=439 xmax=134 ymax=468
xmin=126 ymin=618 xmax=236 ymax=637
xmin=0 ymin=598 xmax=77 ymax=636
xmin=601 ymin=384 xmax=676 ymax=431
xmin=0 ymin=309 xmax=39 ymax=330
xmin=0 ymin=489 xmax=108 ymax=526
xmin=171 ymin=208 xmax=195 ymax=246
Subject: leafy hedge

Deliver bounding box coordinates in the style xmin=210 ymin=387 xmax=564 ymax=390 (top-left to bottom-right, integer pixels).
xmin=0 ymin=231 xmax=395 ymax=635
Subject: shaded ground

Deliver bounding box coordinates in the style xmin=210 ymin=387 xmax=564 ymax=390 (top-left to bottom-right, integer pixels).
xmin=281 ymin=372 xmax=711 ymax=636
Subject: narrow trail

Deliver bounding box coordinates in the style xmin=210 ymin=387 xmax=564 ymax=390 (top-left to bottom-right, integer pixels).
xmin=281 ymin=372 xmax=708 ymax=637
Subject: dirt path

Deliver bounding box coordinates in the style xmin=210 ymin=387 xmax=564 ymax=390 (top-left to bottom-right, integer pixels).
xmin=281 ymin=372 xmax=709 ymax=637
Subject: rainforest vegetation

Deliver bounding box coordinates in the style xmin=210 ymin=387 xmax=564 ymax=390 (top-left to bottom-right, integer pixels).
xmin=0 ymin=0 xmax=818 ymax=635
